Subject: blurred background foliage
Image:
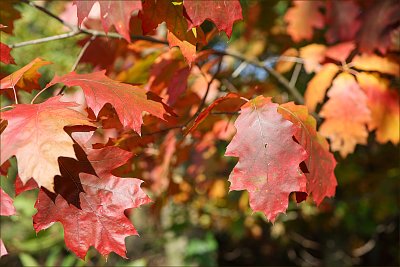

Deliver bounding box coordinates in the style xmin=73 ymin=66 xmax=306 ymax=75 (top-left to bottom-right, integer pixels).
xmin=1 ymin=0 xmax=399 ymax=266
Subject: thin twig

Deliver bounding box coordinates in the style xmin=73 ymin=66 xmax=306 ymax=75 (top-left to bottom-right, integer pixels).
xmin=144 ymin=59 xmax=224 ymax=136
xmin=11 ymin=0 xmax=168 ymax=49
xmin=277 ymin=56 xmax=304 ymax=64
xmin=20 ymin=0 xmax=74 ymax=30
xmin=214 ymin=50 xmax=305 ymax=104
xmin=9 ymin=75 xmax=18 ymax=104
xmin=0 ymin=106 xmax=14 ymax=111
xmin=290 ymin=62 xmax=302 ymax=87
xmin=8 ymin=28 xmax=168 ymax=49
xmin=71 ymin=34 xmax=96 ymax=72
xmin=8 ymin=30 xmax=82 ymax=48
xmin=184 ymin=58 xmax=223 ymax=128
xmin=12 ymin=85 xmax=18 ymax=104
xmin=30 ymin=86 xmax=49 ymax=104
xmin=57 ymin=35 xmax=98 ymax=96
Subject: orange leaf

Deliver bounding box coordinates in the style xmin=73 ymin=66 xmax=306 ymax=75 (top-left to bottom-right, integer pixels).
xmin=278 ymin=102 xmax=337 ymax=205
xmin=319 ymin=73 xmax=371 ymax=157
xmin=299 ymin=44 xmax=326 ymax=73
xmin=284 ymin=1 xmax=324 ymax=42
xmin=357 ymin=73 xmax=399 ymax=144
xmin=0 ymin=96 xmax=94 ymax=191
xmin=352 ymin=54 xmax=399 ymax=77
xmin=275 ymin=48 xmax=298 ymax=73
xmin=0 ymin=58 xmax=51 ymax=92
xmin=305 ymin=63 xmax=339 ymax=112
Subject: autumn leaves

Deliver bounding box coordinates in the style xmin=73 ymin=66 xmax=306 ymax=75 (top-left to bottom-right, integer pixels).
xmin=283 ymin=0 xmax=399 ymax=157
xmin=226 ymin=97 xmax=337 ymax=222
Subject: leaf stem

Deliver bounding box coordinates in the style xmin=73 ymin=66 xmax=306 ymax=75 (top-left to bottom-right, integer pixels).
xmin=31 ymin=86 xmax=50 ymax=104
xmin=71 ymin=35 xmax=96 ymax=72
xmin=290 ymin=62 xmax=302 ymax=87
xmin=0 ymin=106 xmax=14 ymax=111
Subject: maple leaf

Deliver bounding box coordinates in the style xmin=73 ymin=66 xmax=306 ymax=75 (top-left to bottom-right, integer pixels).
xmin=325 ymin=1 xmax=360 ymax=44
xmin=278 ymin=103 xmax=337 ymax=205
xmin=319 ymin=73 xmax=371 ymax=158
xmin=299 ymin=44 xmax=326 ymax=73
xmin=305 ymin=63 xmax=339 ymax=112
xmin=325 ymin=42 xmax=356 ymax=63
xmin=0 ymin=42 xmax=15 ymax=65
xmin=167 ymin=66 xmax=190 ymax=105
xmin=357 ymin=0 xmax=400 ymax=54
xmin=74 ymin=0 xmax=142 ymax=42
xmin=351 ymin=54 xmax=399 ymax=77
xmin=139 ymin=0 xmax=205 ymax=64
xmin=0 ymin=58 xmax=51 ymax=92
xmin=357 ymin=73 xmax=399 ymax=144
xmin=33 ymin=136 xmax=151 ymax=259
xmin=0 ymin=1 xmax=21 ymax=34
xmin=15 ymin=177 xmax=38 ymax=196
xmin=225 ymin=96 xmax=308 ymax=222
xmin=284 ymin=1 xmax=325 ymax=42
xmin=167 ymin=31 xmax=198 ymax=65
xmin=183 ymin=0 xmax=243 ymax=38
xmin=47 ymin=71 xmax=170 ymax=135
xmin=77 ymin=37 xmax=129 ymax=70
xmin=0 ymin=96 xmax=94 ymax=191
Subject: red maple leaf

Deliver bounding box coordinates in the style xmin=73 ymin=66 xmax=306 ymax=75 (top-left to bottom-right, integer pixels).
xmin=357 ymin=0 xmax=400 ymax=54
xmin=0 ymin=42 xmax=14 ymax=65
xmin=325 ymin=1 xmax=361 ymax=44
xmin=74 ymin=0 xmax=142 ymax=42
xmin=0 ymin=96 xmax=94 ymax=191
xmin=278 ymin=102 xmax=337 ymax=205
xmin=139 ymin=0 xmax=205 ymax=64
xmin=225 ymin=96 xmax=308 ymax=222
xmin=47 ymin=71 xmax=171 ymax=135
xmin=33 ymin=135 xmax=151 ymax=259
xmin=0 ymin=1 xmax=21 ymax=35
xmin=183 ymin=0 xmax=243 ymax=38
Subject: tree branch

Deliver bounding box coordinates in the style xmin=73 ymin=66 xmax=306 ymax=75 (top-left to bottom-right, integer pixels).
xmin=8 ymin=30 xmax=82 ymax=48
xmin=10 ymin=0 xmax=168 ymax=50
xmin=20 ymin=0 xmax=73 ymax=29
xmin=70 ymin=35 xmax=96 ymax=72
xmin=183 ymin=58 xmax=223 ymax=128
xmin=214 ymin=50 xmax=305 ymax=105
